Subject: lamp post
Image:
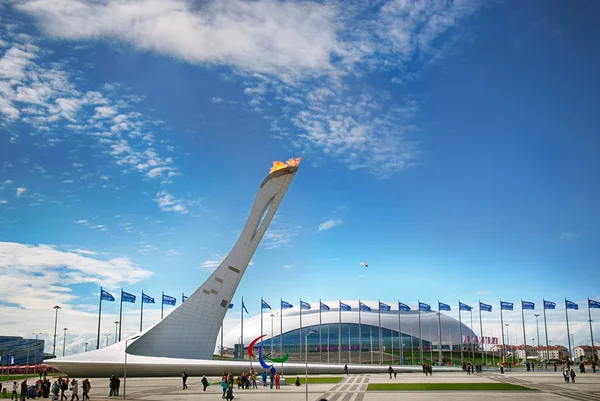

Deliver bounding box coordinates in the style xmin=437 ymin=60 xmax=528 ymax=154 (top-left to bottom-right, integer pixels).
xmin=123 ymin=335 xmax=141 ymax=398
xmin=270 ymin=314 xmax=276 ymax=355
xmin=52 ymin=306 xmax=61 ymax=357
xmin=305 ymin=330 xmax=316 ymax=401
xmin=104 ymin=334 xmax=112 ymax=347
xmin=534 ymin=314 xmax=541 ymax=360
xmin=62 ymin=328 xmax=68 ymax=357
xmin=114 ymin=321 xmax=119 ymax=344
xmin=505 ymin=324 xmax=511 ymax=364
xmin=31 ymin=333 xmax=42 ymax=370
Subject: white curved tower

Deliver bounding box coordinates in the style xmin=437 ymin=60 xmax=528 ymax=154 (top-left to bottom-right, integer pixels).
xmin=127 ymin=165 xmax=299 ymax=359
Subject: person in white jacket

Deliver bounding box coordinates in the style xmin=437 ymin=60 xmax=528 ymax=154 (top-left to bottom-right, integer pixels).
xmin=70 ymin=380 xmax=79 ymax=401
xmin=11 ymin=381 xmax=18 ymax=400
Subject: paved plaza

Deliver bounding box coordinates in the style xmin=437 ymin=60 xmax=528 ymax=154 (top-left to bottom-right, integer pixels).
xmin=80 ymin=371 xmax=600 ymax=401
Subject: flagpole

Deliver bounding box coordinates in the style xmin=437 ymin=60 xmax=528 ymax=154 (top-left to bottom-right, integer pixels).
xmin=500 ymin=300 xmax=505 ymax=364
xmin=319 ymin=298 xmax=322 ymax=363
xmin=140 ymin=291 xmax=144 ymax=332
xmin=118 ymin=288 xmax=123 ymax=342
xmin=437 ymin=302 xmax=443 ymax=364
xmin=261 ymin=297 xmax=264 ymax=345
xmin=378 ymin=300 xmax=383 ymax=364
xmin=470 ymin=310 xmax=475 ymax=362
xmin=327 ymin=324 xmax=330 ymax=363
xmin=565 ymin=298 xmax=572 ymax=361
xmin=241 ymin=296 xmax=244 ymax=360
xmin=458 ymin=300 xmax=464 ymax=364
xmin=588 ymin=298 xmax=596 ymax=365
xmin=280 ymin=298 xmax=283 ymax=357
xmin=398 ymin=302 xmax=403 ymax=365
xmin=358 ymin=299 xmax=362 ymax=365
xmin=449 ymin=327 xmax=453 ymax=366
xmin=338 ymin=299 xmax=341 ymax=364
xmin=220 ymin=323 xmax=224 ymax=357
xmin=521 ymin=299 xmax=527 ymax=363
xmin=418 ymin=300 xmax=423 ymax=364
xmin=96 ymin=286 xmax=103 ymax=350
xmin=160 ymin=291 xmax=163 ymax=320
xmin=543 ymin=299 xmax=550 ymax=363
xmin=299 ymin=299 xmax=303 ymax=362
xmin=478 ymin=301 xmax=484 ymax=366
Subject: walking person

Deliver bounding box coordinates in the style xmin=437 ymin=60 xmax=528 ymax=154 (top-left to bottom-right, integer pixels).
xmin=20 ymin=380 xmax=27 ymax=401
xmin=60 ymin=380 xmax=68 ymax=400
xmin=201 ymin=376 xmax=209 ymax=392
xmin=52 ymin=381 xmax=59 ymax=401
xmin=570 ymin=369 xmax=576 ymax=383
xmin=70 ymin=379 xmax=79 ymax=401
xmin=220 ymin=380 xmax=227 ymax=399
xmin=82 ymin=379 xmax=90 ymax=401
xmin=275 ymin=373 xmax=281 ymax=390
xmin=388 ymin=365 xmax=393 ymax=379
xmin=182 ymin=372 xmax=188 ymax=390
xmin=344 ymin=364 xmax=348 ymax=375
xmin=261 ymin=371 xmax=267 ymax=387
xmin=12 ymin=381 xmax=18 ymax=400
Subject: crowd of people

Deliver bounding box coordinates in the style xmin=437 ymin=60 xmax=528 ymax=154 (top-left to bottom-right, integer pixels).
xmin=9 ymin=376 xmax=90 ymax=401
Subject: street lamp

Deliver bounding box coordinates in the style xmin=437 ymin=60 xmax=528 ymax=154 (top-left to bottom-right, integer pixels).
xmin=62 ymin=328 xmax=68 ymax=357
xmin=305 ymin=330 xmax=316 ymax=401
xmin=123 ymin=335 xmax=141 ymax=398
xmin=534 ymin=314 xmax=541 ymax=359
xmin=114 ymin=321 xmax=119 ymax=344
xmin=52 ymin=306 xmax=61 ymax=357
xmin=104 ymin=334 xmax=112 ymax=347
xmin=505 ymin=324 xmax=511 ymax=364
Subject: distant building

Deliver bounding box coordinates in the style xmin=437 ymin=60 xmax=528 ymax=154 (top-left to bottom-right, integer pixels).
xmin=535 ymin=346 xmax=568 ymax=361
xmin=574 ymin=346 xmax=600 ymax=360
xmin=0 ymin=336 xmax=46 ymax=365
xmin=490 ymin=344 xmax=565 ymax=360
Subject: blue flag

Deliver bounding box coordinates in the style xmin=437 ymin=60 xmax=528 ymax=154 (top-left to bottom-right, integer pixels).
xmin=121 ymin=291 xmax=136 ymax=303
xmin=300 ymin=300 xmax=311 ymax=310
xmin=379 ymin=301 xmax=391 ymax=311
xmin=359 ymin=302 xmax=372 ymax=312
xmin=479 ymin=302 xmax=492 ymax=312
xmin=419 ymin=302 xmax=431 ymax=312
xmin=320 ymin=302 xmax=330 ymax=311
xmin=543 ymin=300 xmax=556 ymax=310
xmin=522 ymin=300 xmax=535 ymax=310
xmin=142 ymin=293 xmax=155 ymax=304
xmin=242 ymin=300 xmax=249 ymax=314
xmin=281 ymin=300 xmax=293 ymax=309
xmin=182 ymin=295 xmax=188 ymax=303
xmin=566 ymin=300 xmax=578 ymax=310
xmin=162 ymin=294 xmax=176 ymax=306
xmin=101 ymin=289 xmax=115 ymax=302
xmin=228 ymin=303 xmax=234 ymax=309
xmin=589 ymin=299 xmax=600 ymax=309
xmin=339 ymin=301 xmax=351 ymax=311
xmin=398 ymin=302 xmax=411 ymax=311
xmin=500 ymin=301 xmax=513 ymax=311
xmin=438 ymin=302 xmax=451 ymax=311
xmin=459 ymin=302 xmax=472 ymax=311
xmin=261 ymin=300 xmax=271 ymax=309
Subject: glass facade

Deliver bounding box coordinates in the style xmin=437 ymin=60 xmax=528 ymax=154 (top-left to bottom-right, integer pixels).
xmin=0 ymin=336 xmax=45 ymax=365
xmin=254 ymin=323 xmax=431 ymax=354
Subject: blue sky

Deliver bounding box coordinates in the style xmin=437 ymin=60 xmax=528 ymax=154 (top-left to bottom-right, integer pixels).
xmin=0 ymin=0 xmax=599 ymax=355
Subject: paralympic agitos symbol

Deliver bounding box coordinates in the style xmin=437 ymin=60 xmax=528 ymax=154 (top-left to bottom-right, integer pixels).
xmin=248 ymin=334 xmax=289 ymax=369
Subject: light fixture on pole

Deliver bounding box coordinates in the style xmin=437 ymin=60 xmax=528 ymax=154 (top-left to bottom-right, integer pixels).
xmin=104 ymin=334 xmax=112 ymax=347
xmin=305 ymin=330 xmax=316 ymax=401
xmin=52 ymin=306 xmax=61 ymax=357
xmin=62 ymin=328 xmax=68 ymax=357
xmin=114 ymin=321 xmax=119 ymax=344
xmin=123 ymin=335 xmax=141 ymax=398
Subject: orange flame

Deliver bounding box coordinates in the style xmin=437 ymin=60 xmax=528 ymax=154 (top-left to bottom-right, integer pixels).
xmin=270 ymin=157 xmax=301 ymax=174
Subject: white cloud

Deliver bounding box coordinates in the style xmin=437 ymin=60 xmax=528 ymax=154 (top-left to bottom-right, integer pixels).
xmin=15 ymin=187 xmax=26 ymax=196
xmin=71 ymin=248 xmax=97 ymax=256
xmin=0 ymin=199 xmax=8 ymax=204
xmin=475 ymin=290 xmax=490 ymax=296
xmin=16 ymin=0 xmax=339 ymax=78
xmin=559 ymin=231 xmax=581 ymax=240
xmin=283 ymin=264 xmax=293 ymax=269
xmin=154 ymin=190 xmax=188 ymax=214
xmin=62 ymin=179 xmax=73 ymax=183
xmin=318 ymin=218 xmax=343 ymax=232
xmin=199 ymin=253 xmax=226 ymax=271
xmin=262 ymin=225 xmax=302 ymax=249
xmin=74 ymin=219 xmax=88 ymax=224
xmin=211 ymin=97 xmax=224 ymax=103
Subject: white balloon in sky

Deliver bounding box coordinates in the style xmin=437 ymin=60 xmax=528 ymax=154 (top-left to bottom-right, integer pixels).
xmin=360 ymin=262 xmax=368 ymax=267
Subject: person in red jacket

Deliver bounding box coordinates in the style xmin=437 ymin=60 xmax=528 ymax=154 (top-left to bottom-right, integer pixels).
xmin=275 ymin=373 xmax=281 ymax=390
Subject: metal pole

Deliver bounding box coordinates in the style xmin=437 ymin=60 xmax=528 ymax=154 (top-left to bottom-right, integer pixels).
xmin=542 ymin=300 xmax=550 ymax=362
xmin=270 ymin=314 xmax=274 ymax=355
xmin=378 ymin=300 xmax=383 ymax=364
xmin=140 ymin=291 xmax=144 ymax=332
xmin=449 ymin=327 xmax=453 ymax=366
xmin=470 ymin=311 xmax=475 ymax=362
xmin=53 ymin=305 xmax=60 ymax=356
xmin=521 ymin=300 xmax=527 ymax=363
xmin=327 ymin=325 xmax=330 ymax=363
xmin=299 ymin=299 xmax=302 ymax=362
xmin=588 ymin=298 xmax=596 ymax=365
xmin=241 ymin=296 xmax=244 ymax=360
xmin=500 ymin=301 xmax=505 ymax=365
xmin=534 ymin=314 xmax=540 ymax=361
xmin=220 ymin=323 xmax=223 ymax=357
xmin=358 ymin=299 xmax=362 ymax=364
xmin=418 ymin=300 xmax=423 ymax=364
xmin=85 ymin=343 xmax=88 ymax=352
xmin=161 ymin=291 xmax=164 ymax=320
xmin=119 ymin=289 xmax=123 ymax=342
xmin=280 ymin=299 xmax=283 ymax=357
xmin=123 ymin=335 xmax=140 ymax=398
xmin=62 ymin=328 xmax=67 ymax=356
xmin=96 ymin=287 xmax=102 ymax=350
xmin=565 ymin=298 xmax=572 ymax=361
xmin=398 ymin=302 xmax=403 ymax=365
xmin=369 ymin=326 xmax=373 ymax=364
xmin=506 ymin=324 xmax=511 ymax=365
xmin=349 ymin=326 xmax=352 ymax=364
xmin=479 ymin=301 xmax=485 ymax=365
xmin=338 ymin=300 xmax=341 ymax=364
xmin=429 ymin=327 xmax=433 ymax=363
xmin=305 ymin=335 xmax=308 ymax=401
xmin=458 ymin=300 xmax=464 ymax=364
xmin=114 ymin=321 xmax=119 ymax=344
xmin=319 ymin=298 xmax=322 ymax=363
xmin=437 ymin=309 xmax=443 ymax=365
